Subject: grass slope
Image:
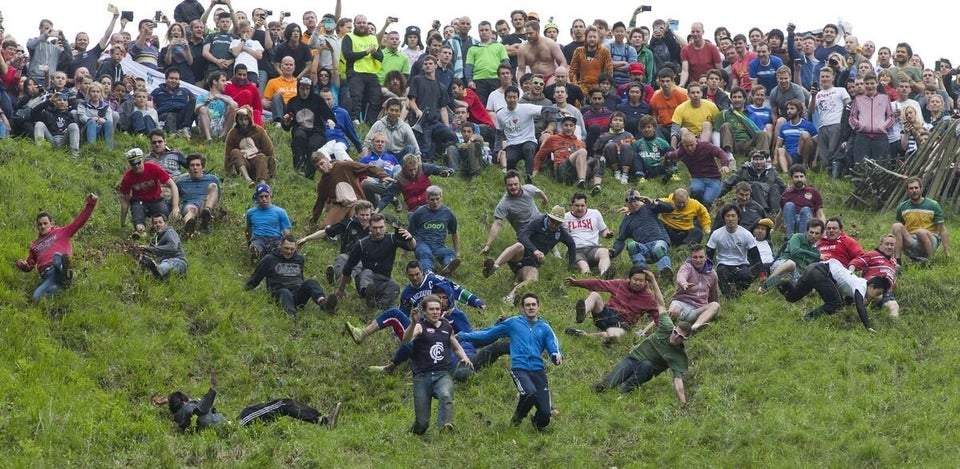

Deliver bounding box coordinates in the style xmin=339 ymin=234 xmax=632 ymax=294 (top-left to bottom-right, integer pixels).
xmin=2 ymin=129 xmax=959 ymax=468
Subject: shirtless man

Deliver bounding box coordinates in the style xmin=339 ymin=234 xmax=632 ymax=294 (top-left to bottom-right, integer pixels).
xmin=517 ymin=21 xmax=566 ymax=81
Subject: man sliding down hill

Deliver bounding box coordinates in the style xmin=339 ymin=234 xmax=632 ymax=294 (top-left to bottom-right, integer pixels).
xmin=156 ymin=370 xmax=341 ymax=431
xmin=17 ymin=193 xmax=98 ymax=301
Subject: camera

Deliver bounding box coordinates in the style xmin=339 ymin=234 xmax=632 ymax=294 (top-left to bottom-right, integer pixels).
xmin=639 ymin=5 xmax=652 ymax=12
xmin=264 ymin=10 xmax=273 ymax=16
xmin=282 ymin=11 xmax=291 ymax=18
xmin=154 ymin=11 xmax=162 ymax=23
xmin=828 ymin=58 xmax=839 ymax=67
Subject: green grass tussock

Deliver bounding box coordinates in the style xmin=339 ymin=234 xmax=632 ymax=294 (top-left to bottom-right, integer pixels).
xmin=3 ymin=128 xmax=960 ymax=467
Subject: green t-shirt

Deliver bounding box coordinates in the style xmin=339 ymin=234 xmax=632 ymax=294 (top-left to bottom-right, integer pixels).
xmin=627 ymin=315 xmax=689 ymax=378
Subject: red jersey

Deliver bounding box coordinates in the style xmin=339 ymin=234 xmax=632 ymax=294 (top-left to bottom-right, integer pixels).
xmin=26 ymin=198 xmax=97 ymax=274
xmin=817 ymin=233 xmax=864 ymax=266
xmin=849 ymin=250 xmax=897 ymax=290
xmin=534 ymin=133 xmax=585 ymax=170
xmin=120 ymin=162 xmax=171 ymax=201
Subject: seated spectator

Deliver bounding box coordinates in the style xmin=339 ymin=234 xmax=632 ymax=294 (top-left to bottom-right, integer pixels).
xmin=175 ymin=154 xmax=221 ymax=235
xmin=631 ymin=115 xmax=676 ymax=183
xmin=715 ymin=89 xmax=770 ymax=161
xmin=706 ymin=203 xmax=761 ymax=297
xmin=409 ymin=186 xmax=462 ymax=275
xmin=224 ymin=106 xmax=276 ymax=187
xmin=595 ymin=111 xmax=635 ymax=186
xmin=563 ymin=192 xmax=614 ymax=277
xmin=136 ymin=213 xmax=187 ymax=279
xmin=263 ymin=56 xmax=299 ymax=122
xmin=120 ymin=149 xmax=179 ymax=239
xmin=563 ymin=265 xmax=666 ymax=343
xmin=361 ymin=97 xmax=420 ymax=158
xmin=151 ymin=69 xmax=196 ymax=138
xmin=119 ymin=89 xmax=159 ymax=135
xmin=32 ymin=92 xmax=80 ymax=157
xmin=318 ymin=87 xmax=363 ymax=161
xmin=195 ymin=71 xmax=238 ymax=142
xmin=446 ymin=114 xmax=489 ymax=180
xmin=752 ymin=218 xmax=777 ymax=275
xmin=663 ymin=129 xmax=732 ymax=207
xmin=718 ymin=150 xmax=785 ymax=216
xmin=533 ymin=115 xmax=602 ymax=192
xmin=780 ymin=164 xmax=825 ymax=238
xmin=223 ymin=65 xmax=264 ymax=126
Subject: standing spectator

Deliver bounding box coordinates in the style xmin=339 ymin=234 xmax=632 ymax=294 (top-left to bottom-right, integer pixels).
xmin=408 ymin=54 xmax=456 ymax=161
xmin=813 ymin=67 xmax=851 ymax=172
xmin=464 ymin=21 xmax=509 ymax=105
xmin=17 ymin=194 xmax=98 ymax=301
xmin=342 ymin=15 xmax=383 ymax=124
xmin=202 ymin=12 xmax=238 ymax=78
xmin=848 ymin=72 xmax=894 ymax=166
xmin=679 ymin=22 xmax=721 ymax=87
xmin=570 ymin=27 xmax=613 ymax=97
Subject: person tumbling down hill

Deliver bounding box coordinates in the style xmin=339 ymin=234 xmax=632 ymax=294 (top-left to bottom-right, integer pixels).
xmin=156 ymin=370 xmax=341 ymax=431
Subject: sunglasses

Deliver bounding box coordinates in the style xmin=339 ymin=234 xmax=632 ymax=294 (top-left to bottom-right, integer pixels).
xmin=531 ymin=80 xmax=544 ymax=86
xmin=672 ymin=328 xmax=689 ymax=340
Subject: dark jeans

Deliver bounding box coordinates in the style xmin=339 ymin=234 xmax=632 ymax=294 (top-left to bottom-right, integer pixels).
xmin=473 ymin=78 xmax=499 ymax=105
xmin=510 ymin=368 xmax=552 ymax=429
xmin=348 ymin=72 xmax=381 ymax=124
xmin=130 ymin=198 xmax=169 ymax=227
xmin=272 ymin=279 xmax=324 ymax=314
xmin=599 ymin=356 xmax=659 ymax=393
xmin=779 ymin=262 xmax=843 ymax=314
xmin=355 ymin=270 xmax=400 ymax=309
xmin=238 ymin=398 xmax=324 ymax=426
xmin=665 ymin=226 xmax=704 ymax=247
xmin=716 ymin=263 xmax=755 ymax=297
xmin=291 ymin=128 xmax=327 ymax=178
xmin=417 ymin=117 xmax=457 ymax=161
xmin=852 ymin=133 xmax=889 ymax=166
xmin=452 ymin=340 xmax=511 ymax=381
xmin=159 ymin=96 xmax=197 ymax=133
xmin=505 ymin=141 xmax=537 ymax=176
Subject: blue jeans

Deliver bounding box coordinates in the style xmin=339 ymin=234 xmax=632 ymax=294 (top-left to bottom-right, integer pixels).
xmin=689 ymin=177 xmax=721 ymax=207
xmin=411 ymin=370 xmax=454 ymax=434
xmin=782 ymin=202 xmax=812 ymax=237
xmin=157 ymin=258 xmax=188 ymax=278
xmin=84 ymin=119 xmax=115 ymax=150
xmin=32 ymin=253 xmax=69 ymax=301
xmin=628 ymin=239 xmax=671 ymax=272
xmin=414 ymin=243 xmax=456 ymax=273
xmin=269 ymin=94 xmax=285 ymax=122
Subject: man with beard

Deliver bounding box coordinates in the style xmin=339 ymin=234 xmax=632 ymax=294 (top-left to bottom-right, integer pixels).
xmin=718 ymin=151 xmax=785 ymax=216
xmin=774 ymin=99 xmax=816 ymax=172
xmin=281 ymin=77 xmax=334 ymax=178
xmin=342 ymin=15 xmax=383 ymax=124
xmin=224 ymin=106 xmax=275 ymax=187
xmin=224 ymin=64 xmax=264 ymax=126
xmin=408 ymin=54 xmax=457 ymax=161
xmin=891 ymin=177 xmax=950 ymax=263
xmin=481 ymin=169 xmax=549 ymax=255
xmin=517 ymin=21 xmax=566 ymax=82
xmin=716 ymin=88 xmax=771 ymax=162
xmin=779 ymin=164 xmax=824 ymax=238
xmin=17 ymin=194 xmax=98 ymax=302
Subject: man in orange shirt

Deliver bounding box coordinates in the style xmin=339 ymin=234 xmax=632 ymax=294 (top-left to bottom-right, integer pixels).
xmin=649 ymin=68 xmax=688 ymax=142
xmin=533 ymin=116 xmax=603 ymax=193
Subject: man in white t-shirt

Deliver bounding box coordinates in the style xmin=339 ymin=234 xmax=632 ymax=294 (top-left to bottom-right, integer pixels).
xmin=486 ymin=63 xmax=517 ymax=122
xmin=705 ymin=202 xmax=761 ymax=297
xmin=495 ymin=85 xmax=554 ymax=183
xmin=564 ymin=192 xmax=613 ymax=277
xmin=813 ymin=67 xmax=850 ymax=172
xmin=230 ymin=21 xmax=265 ymax=84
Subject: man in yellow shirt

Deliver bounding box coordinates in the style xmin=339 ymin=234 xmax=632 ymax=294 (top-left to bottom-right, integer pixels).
xmin=659 ymin=188 xmax=711 ymax=247
xmin=670 ymin=82 xmax=718 ymax=147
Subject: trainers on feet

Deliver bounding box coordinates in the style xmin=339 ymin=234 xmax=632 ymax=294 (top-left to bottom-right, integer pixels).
xmin=345 ymin=321 xmax=365 ymax=344
xmin=619 ymin=173 xmax=628 ymax=185
xmin=322 ymin=294 xmax=338 ymax=313
xmin=441 ymin=422 xmax=455 ymax=433
xmin=368 ymin=365 xmax=389 ymax=373
xmin=199 ymin=207 xmax=213 ymax=232
xmin=591 ymin=184 xmax=602 ymax=195
xmin=482 ymin=258 xmax=496 ymax=278
xmin=659 ymin=266 xmax=674 ymax=282
xmin=577 ymin=179 xmax=587 ymax=189
xmin=442 ymin=258 xmax=461 ymax=275
xmin=575 ymin=299 xmax=586 ymax=323
xmin=183 ymin=217 xmax=197 ymax=235
xmin=325 ymin=402 xmax=341 ymax=428
xmin=564 ymin=327 xmax=586 ymax=337
xmin=502 ymin=293 xmax=515 ymax=305
xmin=141 ymin=256 xmax=161 ymax=278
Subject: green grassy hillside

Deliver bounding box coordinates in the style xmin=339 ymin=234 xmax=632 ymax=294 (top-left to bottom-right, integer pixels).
xmin=2 ymin=128 xmax=959 ymax=468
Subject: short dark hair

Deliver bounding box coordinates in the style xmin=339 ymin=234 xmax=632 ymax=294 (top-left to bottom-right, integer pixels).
xmin=521 ymin=292 xmax=539 ymax=304
xmin=719 ymin=203 xmax=743 ymax=222
xmin=282 ymin=234 xmax=297 ymax=244
xmin=370 ymin=213 xmax=387 ymax=224
xmin=504 ymin=169 xmax=521 ymax=182
xmin=186 ymin=153 xmax=206 ymax=167
xmin=789 ymin=164 xmax=806 ymax=176
xmin=164 ymin=68 xmax=180 ymax=79
xmin=405 ymin=260 xmax=422 ymax=271
xmin=806 ymin=218 xmax=824 ymax=232
xmin=504 ymin=85 xmax=520 ymax=98
xmin=866 ymin=276 xmax=891 ymax=293
xmin=826 ymin=217 xmax=844 ymax=230
xmin=168 ymin=391 xmax=189 ymax=414
xmin=627 ymin=264 xmax=648 ymax=278
xmin=570 ymin=192 xmax=587 ymax=204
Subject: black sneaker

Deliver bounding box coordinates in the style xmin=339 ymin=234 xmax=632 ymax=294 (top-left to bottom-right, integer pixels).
xmin=803 ymin=309 xmax=821 ymax=322
xmin=199 ymin=207 xmax=213 ymax=232
xmin=183 ymin=217 xmax=197 ymax=235
xmin=510 ymin=413 xmax=523 ymax=427
xmin=59 ymin=255 xmax=73 ymax=286
xmin=564 ymin=327 xmax=586 ymax=337
xmin=575 ymin=299 xmax=586 ymax=323
xmin=482 ymin=258 xmax=496 ymax=278
xmin=442 ymin=258 xmax=461 ymax=275
xmin=525 ymin=174 xmax=533 ymax=185
xmin=321 ymin=294 xmax=338 ymax=313
xmin=141 ymin=256 xmax=161 ymax=278
xmin=590 ymin=184 xmax=602 ymax=196
xmin=325 ymin=265 xmax=336 ymax=284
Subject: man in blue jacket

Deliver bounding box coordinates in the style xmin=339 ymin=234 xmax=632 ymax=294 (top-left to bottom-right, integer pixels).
xmin=458 ymin=292 xmax=562 ymax=431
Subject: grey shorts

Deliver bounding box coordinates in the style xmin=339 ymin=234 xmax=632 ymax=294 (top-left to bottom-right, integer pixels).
xmin=670 ymin=300 xmax=701 ymax=322
xmin=574 ymin=246 xmax=603 ymax=265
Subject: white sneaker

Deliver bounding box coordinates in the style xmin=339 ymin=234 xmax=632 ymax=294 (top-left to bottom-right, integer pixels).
xmin=614 ymin=171 xmax=622 ymax=181
xmin=619 ymin=173 xmax=628 ymax=184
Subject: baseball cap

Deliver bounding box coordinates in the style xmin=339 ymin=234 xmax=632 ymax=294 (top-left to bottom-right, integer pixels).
xmin=298 ymin=76 xmax=313 ymax=86
xmin=629 ymin=62 xmax=646 ymax=75
xmin=560 ymin=115 xmax=577 ymax=124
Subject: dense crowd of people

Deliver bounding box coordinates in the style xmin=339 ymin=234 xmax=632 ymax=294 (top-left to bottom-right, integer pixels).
xmin=8 ymin=1 xmax=957 ymax=435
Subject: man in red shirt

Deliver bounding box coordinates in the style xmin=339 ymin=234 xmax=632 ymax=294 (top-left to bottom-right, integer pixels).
xmin=17 ymin=193 xmax=98 ymax=301
xmin=533 ymin=116 xmax=602 ymax=192
xmin=817 ymin=217 xmax=864 ymax=266
xmin=679 ymin=22 xmax=722 ymax=87
xmin=119 ymin=148 xmax=180 ymax=239
xmin=562 ymin=265 xmax=666 ymax=343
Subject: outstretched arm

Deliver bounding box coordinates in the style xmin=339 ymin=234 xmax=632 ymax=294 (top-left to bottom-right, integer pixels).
xmin=674 ymin=377 xmax=687 ymax=405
